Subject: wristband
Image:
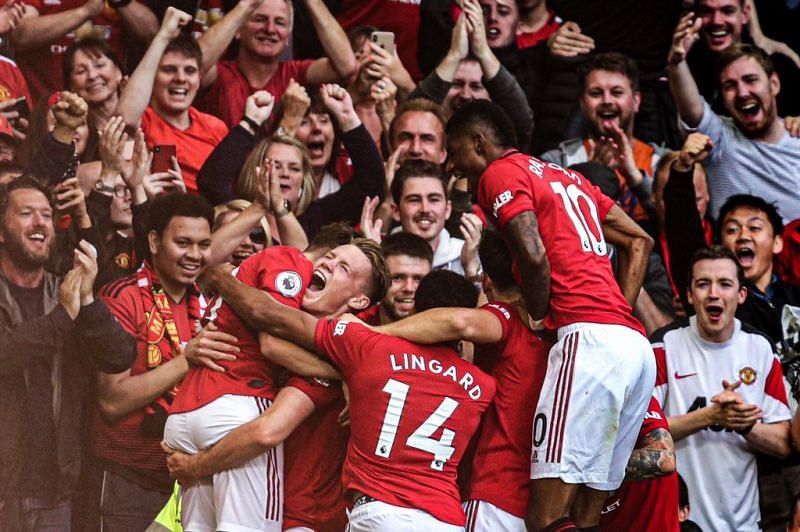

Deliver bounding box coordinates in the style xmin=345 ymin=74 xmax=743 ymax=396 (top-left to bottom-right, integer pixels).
xmin=241 ymin=115 xmax=261 ymax=134
xmin=108 ymin=0 xmax=133 ymax=8
xmin=275 ymin=200 xmax=291 ymax=219
xmin=736 ymin=425 xmax=754 ymax=436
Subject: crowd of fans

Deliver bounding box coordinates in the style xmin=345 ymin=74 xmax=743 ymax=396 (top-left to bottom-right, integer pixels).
xmin=0 ymin=0 xmax=799 ymax=531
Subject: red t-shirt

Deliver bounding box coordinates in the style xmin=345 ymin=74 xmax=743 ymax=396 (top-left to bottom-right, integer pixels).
xmin=171 ymin=247 xmax=313 ymax=414
xmin=465 ymin=302 xmax=549 ymax=518
xmin=477 ymin=150 xmax=644 ymax=334
xmin=140 ymin=106 xmax=228 ymax=195
xmin=516 ymin=11 xmax=561 ymax=49
xmin=0 ymin=56 xmax=32 ymax=105
xmin=199 ymin=59 xmax=314 ymax=129
xmin=91 ymin=274 xmax=195 ymax=475
xmin=313 ymin=318 xmax=495 ymax=526
xmin=336 ymin=0 xmax=422 ymax=81
xmin=13 ymin=0 xmax=124 ymax=102
xmin=600 ymin=398 xmax=679 ymax=532
xmin=283 ymin=375 xmax=349 ymax=530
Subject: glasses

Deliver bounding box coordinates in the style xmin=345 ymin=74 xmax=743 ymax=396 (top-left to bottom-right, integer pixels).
xmin=113 ymin=184 xmax=131 ymax=198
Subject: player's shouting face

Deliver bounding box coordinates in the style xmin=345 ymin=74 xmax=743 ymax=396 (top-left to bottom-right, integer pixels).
xmin=302 ymin=244 xmax=373 ymax=317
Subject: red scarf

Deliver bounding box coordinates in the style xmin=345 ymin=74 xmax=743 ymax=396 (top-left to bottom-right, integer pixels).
xmin=136 ymin=262 xmax=203 ymax=435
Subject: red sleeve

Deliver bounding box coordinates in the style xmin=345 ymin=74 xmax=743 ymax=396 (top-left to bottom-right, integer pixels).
xmin=314 ymin=319 xmax=371 ymax=372
xmin=286 ymin=374 xmax=343 ymax=408
xmin=653 ymin=344 xmax=668 ymax=387
xmin=587 ymin=180 xmax=616 ymax=221
xmin=99 ymin=284 xmax=139 ymax=337
xmin=237 ymin=247 xmax=311 ymax=309
xmin=637 ymin=397 xmax=670 ymax=445
xmin=478 ymin=302 xmax=513 ymax=345
xmin=477 ymin=159 xmax=534 ymax=230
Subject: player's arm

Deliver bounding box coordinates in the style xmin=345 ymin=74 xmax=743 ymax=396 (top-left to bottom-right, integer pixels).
xmin=376 ymin=307 xmax=504 ymax=345
xmin=602 ymin=204 xmax=653 ymax=306
xmin=504 ymin=211 xmax=550 ymax=321
xmin=624 ymin=428 xmax=676 ymax=481
xmin=259 ymin=333 xmax=341 ymax=380
xmin=115 ymin=7 xmax=192 ymax=127
xmin=744 ymin=421 xmax=791 ymax=459
xmin=163 ymin=387 xmax=315 ymax=483
xmin=11 ymin=2 xmax=96 ymax=52
xmin=303 ymin=0 xmax=357 ymax=84
xmin=205 ymin=264 xmax=318 ymax=351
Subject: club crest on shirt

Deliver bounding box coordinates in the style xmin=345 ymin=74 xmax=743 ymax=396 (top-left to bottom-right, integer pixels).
xmin=739 ymin=366 xmax=757 ymax=385
xmin=275 ymin=271 xmax=302 ymax=297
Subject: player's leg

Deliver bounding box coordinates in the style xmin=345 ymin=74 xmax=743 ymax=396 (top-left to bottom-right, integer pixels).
xmin=525 ymin=479 xmax=580 ymax=531
xmin=213 ymin=397 xmax=284 ymax=532
xmin=464 ymin=499 xmax=526 ymax=531
xmin=570 ymin=486 xmax=609 ymax=529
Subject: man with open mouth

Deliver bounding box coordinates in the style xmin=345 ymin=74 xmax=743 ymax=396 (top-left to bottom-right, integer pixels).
xmin=651 ymin=245 xmax=791 ymax=532
xmin=669 ymin=14 xmax=800 ymax=223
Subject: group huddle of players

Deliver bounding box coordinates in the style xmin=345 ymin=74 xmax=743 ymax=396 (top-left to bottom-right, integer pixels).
xmin=159 ymin=100 xmax=671 ymax=532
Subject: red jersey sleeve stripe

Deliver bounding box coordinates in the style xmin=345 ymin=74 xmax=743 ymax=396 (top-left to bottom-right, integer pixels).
xmin=765 ymin=356 xmax=789 ymax=406
xmin=652 ymin=344 xmax=668 ymax=387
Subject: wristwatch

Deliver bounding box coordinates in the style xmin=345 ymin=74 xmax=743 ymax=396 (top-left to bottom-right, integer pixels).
xmin=94 ymin=180 xmax=116 ymax=195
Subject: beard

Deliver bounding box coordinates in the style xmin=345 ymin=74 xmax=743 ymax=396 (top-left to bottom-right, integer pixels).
xmin=1 ymin=229 xmax=52 ymax=270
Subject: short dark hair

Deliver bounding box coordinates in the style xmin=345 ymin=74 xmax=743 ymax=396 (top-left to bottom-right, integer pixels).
xmin=0 ymin=175 xmax=52 ymax=222
xmin=381 ymin=232 xmax=434 ymax=264
xmin=164 ymin=33 xmax=203 ymax=67
xmin=146 ymin=192 xmax=214 ymax=237
xmin=389 ymin=98 xmax=447 ymax=143
xmin=479 ymin=230 xmax=516 ymax=293
xmin=678 ymin=473 xmax=690 ymax=508
xmin=717 ymin=194 xmax=783 ymax=239
xmin=578 ymin=52 xmax=640 ymax=93
xmin=688 ymin=245 xmax=746 ymax=288
xmin=716 ymin=43 xmax=775 ymax=80
xmin=445 ymin=99 xmax=518 ymax=150
xmin=415 ymin=270 xmax=478 ymax=312
xmin=309 ymin=222 xmax=355 ymax=252
xmin=63 ymin=35 xmax=124 ymax=88
xmin=352 ymin=237 xmax=390 ymax=305
xmin=391 ymin=159 xmax=448 ymax=205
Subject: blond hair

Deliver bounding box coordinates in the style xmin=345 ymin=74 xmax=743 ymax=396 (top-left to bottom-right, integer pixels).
xmin=213 ymin=198 xmax=272 ymax=246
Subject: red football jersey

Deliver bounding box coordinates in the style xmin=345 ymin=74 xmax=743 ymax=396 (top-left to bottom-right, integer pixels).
xmin=170 ymin=247 xmax=313 ymax=414
xmin=477 ymin=150 xmax=643 ymax=333
xmin=314 ymin=319 xmax=496 ymax=526
xmin=283 ymin=375 xmax=349 ymax=530
xmin=599 ymin=398 xmax=679 ymax=532
xmin=465 ymin=302 xmax=549 ymax=518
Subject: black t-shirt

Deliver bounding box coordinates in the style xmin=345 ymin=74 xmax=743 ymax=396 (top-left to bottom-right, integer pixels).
xmin=7 ymin=280 xmax=58 ymax=497
xmin=550 ymin=0 xmax=683 ymax=75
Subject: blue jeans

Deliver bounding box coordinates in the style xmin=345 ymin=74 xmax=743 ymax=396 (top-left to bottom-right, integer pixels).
xmin=0 ymin=497 xmax=71 ymax=532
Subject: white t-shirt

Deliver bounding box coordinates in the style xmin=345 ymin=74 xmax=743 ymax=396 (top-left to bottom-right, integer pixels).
xmin=682 ymin=99 xmax=800 ymax=222
xmin=652 ymin=317 xmax=790 ymax=532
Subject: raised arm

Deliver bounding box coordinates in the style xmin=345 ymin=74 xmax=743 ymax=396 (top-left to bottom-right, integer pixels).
xmin=667 ymin=12 xmax=705 ymax=127
xmin=115 ymin=1 xmax=159 ymax=43
xmin=624 ymin=428 xmax=676 ymax=481
xmin=11 ymin=0 xmax=100 ymax=52
xmin=205 ymin=265 xmax=318 ymax=351
xmin=303 ymin=0 xmax=357 ymax=84
xmin=115 ymin=7 xmax=192 ymax=127
xmin=378 ymin=307 xmax=503 ymax=345
xmin=602 ymin=204 xmax=653 ymax=306
xmin=197 ymin=0 xmax=263 ymax=85
xmin=504 ymin=211 xmax=550 ymax=321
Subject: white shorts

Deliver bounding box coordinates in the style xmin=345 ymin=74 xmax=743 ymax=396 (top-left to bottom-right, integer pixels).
xmin=345 ymin=500 xmax=464 ymax=532
xmin=530 ymin=322 xmax=655 ymax=491
xmin=463 ymin=500 xmax=525 ymax=532
xmin=164 ymin=394 xmax=284 ymax=532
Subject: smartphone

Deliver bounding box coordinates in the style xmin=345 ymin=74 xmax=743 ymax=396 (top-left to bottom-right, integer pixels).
xmin=10 ymin=97 xmax=30 ymax=121
xmin=371 ymin=31 xmax=395 ymax=54
xmin=152 ymin=144 xmax=176 ymax=173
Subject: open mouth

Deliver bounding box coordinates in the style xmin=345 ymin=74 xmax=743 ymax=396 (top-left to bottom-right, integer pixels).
xmin=706 ymin=304 xmax=724 ymax=321
xmin=232 ymin=250 xmax=252 ymax=262
xmin=307 ymin=141 xmax=326 ymax=159
xmin=486 ymin=27 xmax=501 ymax=40
xmin=308 ymin=270 xmax=328 ymax=293
xmin=737 ymin=101 xmax=760 ymax=118
xmin=179 ymin=263 xmax=200 ymax=275
xmin=27 ymin=232 xmax=46 ymax=243
xmin=735 ymin=246 xmax=755 ymax=268
xmin=168 ymin=88 xmax=189 ymax=97
xmin=414 ymin=216 xmax=435 ymax=231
